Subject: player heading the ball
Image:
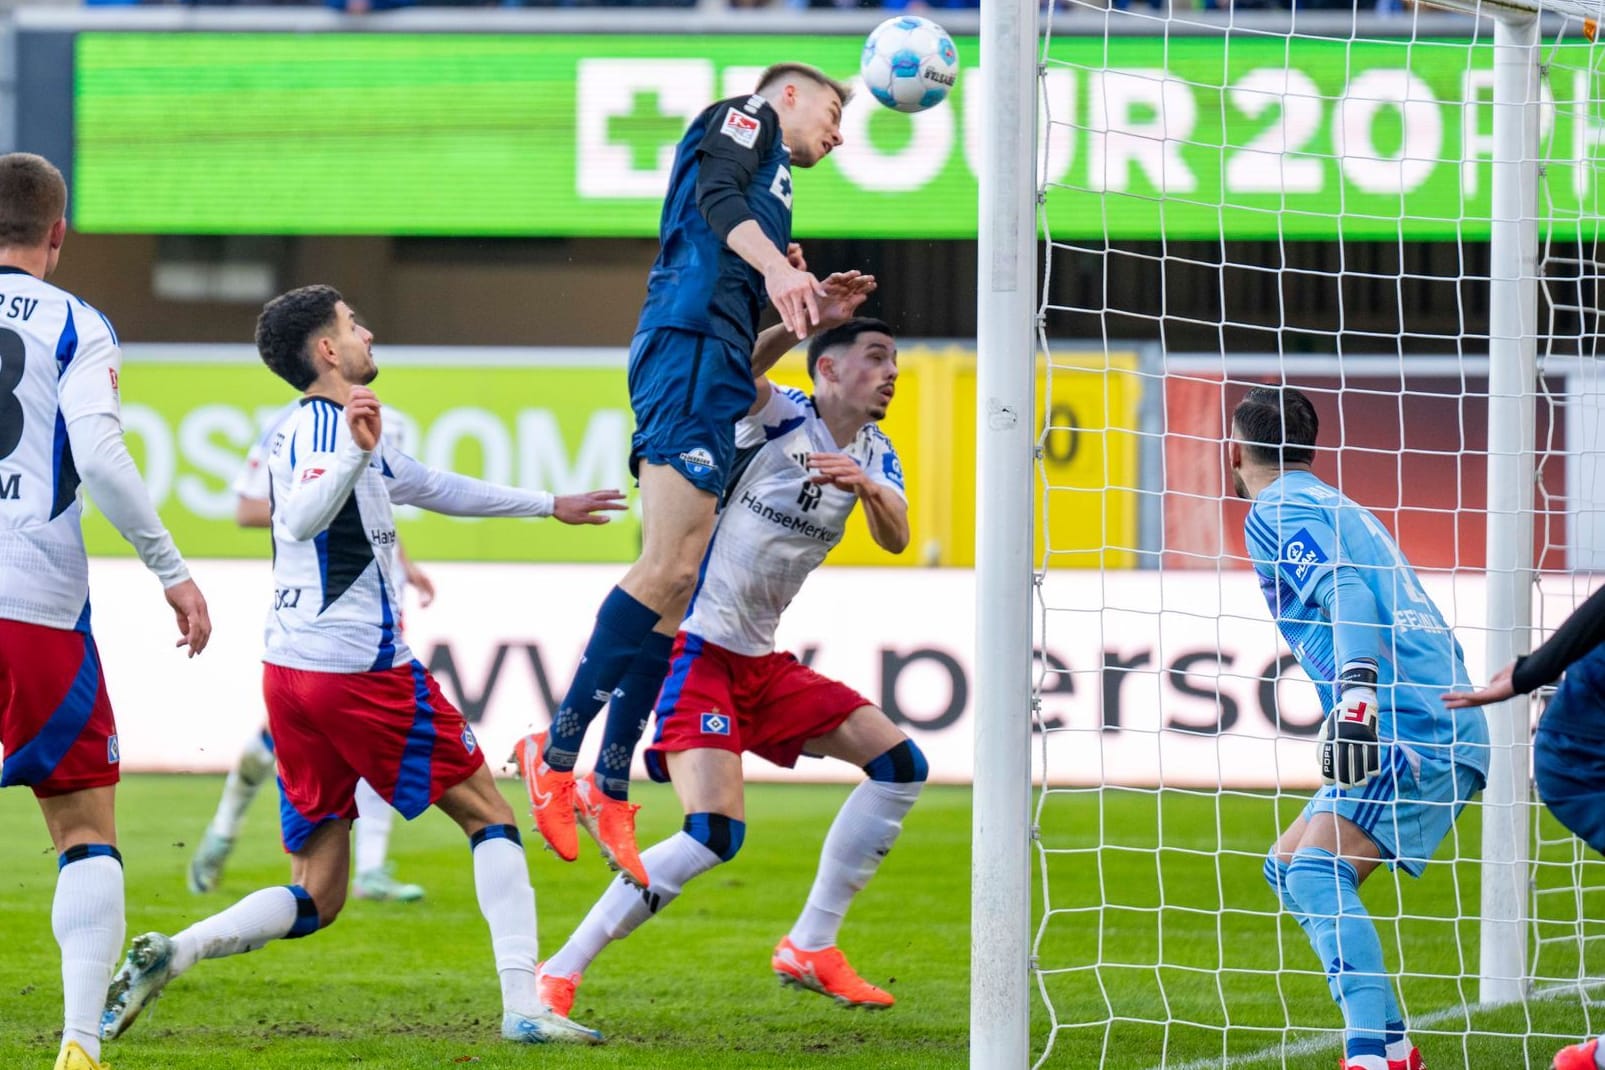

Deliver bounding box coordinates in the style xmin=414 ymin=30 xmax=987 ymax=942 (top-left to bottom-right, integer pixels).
xmin=515 ymin=62 xmax=853 ymax=888
xmin=101 ymin=285 xmax=623 ymax=1049
xmin=1232 ymin=386 xmax=1488 ymax=1070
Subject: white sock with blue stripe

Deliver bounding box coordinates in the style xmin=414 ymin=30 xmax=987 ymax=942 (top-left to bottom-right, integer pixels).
xmin=470 ymin=825 xmax=540 ymax=1016
xmin=789 ymin=744 xmax=925 ymax=952
xmin=54 ymin=846 xmax=123 ymax=1063
xmin=171 ymin=885 xmax=306 ymax=974
xmin=545 ymin=831 xmax=722 ymax=979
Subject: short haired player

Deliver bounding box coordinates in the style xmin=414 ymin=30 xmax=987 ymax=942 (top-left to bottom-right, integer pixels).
xmin=1232 ymin=386 xmax=1488 ymax=1070
xmin=0 ymin=152 xmax=212 ymax=1070
xmin=186 ymin=398 xmax=429 ymax=903
xmin=1444 ymin=588 xmax=1605 ymax=1070
xmin=531 ymin=312 xmax=928 ymax=1018
xmin=514 ymin=63 xmax=853 ymax=887
xmin=100 ymin=285 xmax=623 ymax=1047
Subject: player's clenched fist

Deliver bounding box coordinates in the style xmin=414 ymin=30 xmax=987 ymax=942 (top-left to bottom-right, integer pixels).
xmin=346 ymin=386 xmax=382 ymax=451
xmin=553 ymin=489 xmax=629 ymax=526
xmin=1318 ymin=660 xmax=1381 ymax=789
xmin=165 ymin=578 xmax=212 ymax=657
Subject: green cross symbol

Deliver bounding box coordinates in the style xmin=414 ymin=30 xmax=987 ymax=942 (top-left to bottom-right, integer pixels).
xmin=608 ymin=90 xmax=685 ymax=172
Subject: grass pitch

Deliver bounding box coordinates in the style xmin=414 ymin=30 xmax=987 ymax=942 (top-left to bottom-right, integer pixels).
xmin=2 ymin=776 xmax=1601 ymax=1069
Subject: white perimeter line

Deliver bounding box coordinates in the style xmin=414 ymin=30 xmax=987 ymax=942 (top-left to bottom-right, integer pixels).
xmin=1142 ymin=978 xmax=1605 ymax=1070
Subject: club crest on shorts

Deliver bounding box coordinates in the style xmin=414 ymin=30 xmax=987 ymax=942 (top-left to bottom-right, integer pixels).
xmin=107 ymin=734 xmax=120 ymax=764
xmin=679 ymin=448 xmax=717 ymax=478
xmin=461 ymin=725 xmax=478 ymax=755
xmin=699 ymin=712 xmax=731 ymax=736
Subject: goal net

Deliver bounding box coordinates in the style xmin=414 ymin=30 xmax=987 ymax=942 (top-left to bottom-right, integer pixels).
xmin=981 ymin=1 xmax=1605 ymax=1067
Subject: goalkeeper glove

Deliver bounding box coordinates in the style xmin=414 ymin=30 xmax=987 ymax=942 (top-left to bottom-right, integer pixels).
xmin=1318 ymin=660 xmax=1381 ymax=789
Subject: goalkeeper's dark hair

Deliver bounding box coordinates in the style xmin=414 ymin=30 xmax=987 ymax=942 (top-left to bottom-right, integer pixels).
xmin=1233 ymin=386 xmax=1319 ymax=467
xmin=256 ymin=285 xmax=344 ymax=391
xmin=806 ymin=318 xmax=895 ymax=380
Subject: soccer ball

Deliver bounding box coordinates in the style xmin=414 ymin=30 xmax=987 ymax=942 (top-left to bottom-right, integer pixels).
xmin=860 ymin=16 xmax=960 ymax=114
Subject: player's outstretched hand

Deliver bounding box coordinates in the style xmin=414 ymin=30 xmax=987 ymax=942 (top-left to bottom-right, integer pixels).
xmin=553 ymin=489 xmax=629 ymax=525
xmin=346 ymin=386 xmax=383 ymax=451
xmin=1442 ymin=662 xmax=1517 ymax=708
xmin=165 ymin=578 xmax=212 ymax=657
xmin=817 ymin=271 xmax=878 ymax=331
xmin=765 ymin=262 xmax=827 ymax=340
xmin=807 ymin=452 xmax=870 ymax=493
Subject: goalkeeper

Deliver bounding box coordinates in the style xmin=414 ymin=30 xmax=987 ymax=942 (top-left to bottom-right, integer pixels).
xmin=1443 ymin=586 xmax=1605 ymax=1070
xmin=1231 ymin=386 xmax=1489 ymax=1070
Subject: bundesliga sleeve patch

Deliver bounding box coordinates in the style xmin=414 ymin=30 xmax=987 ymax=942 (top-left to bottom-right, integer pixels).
xmin=1279 ymin=528 xmax=1329 ymax=587
xmin=720 ymin=109 xmax=762 ymax=149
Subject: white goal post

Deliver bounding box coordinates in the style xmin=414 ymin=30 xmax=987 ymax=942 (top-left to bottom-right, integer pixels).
xmin=972 ymin=0 xmax=1604 ymax=1066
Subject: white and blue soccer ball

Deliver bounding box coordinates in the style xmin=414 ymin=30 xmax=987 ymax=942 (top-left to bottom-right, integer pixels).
xmin=859 ymin=15 xmax=960 ymax=114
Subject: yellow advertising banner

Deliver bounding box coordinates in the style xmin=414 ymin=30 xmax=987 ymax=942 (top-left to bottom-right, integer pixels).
xmin=768 ymin=347 xmax=1143 ymax=568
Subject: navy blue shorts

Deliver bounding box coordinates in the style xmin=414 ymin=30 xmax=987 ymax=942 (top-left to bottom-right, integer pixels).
xmin=627 ymin=327 xmax=756 ymax=497
xmin=1535 ymin=711 xmax=1605 ymax=858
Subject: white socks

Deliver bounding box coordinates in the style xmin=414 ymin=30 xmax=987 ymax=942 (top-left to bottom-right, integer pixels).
xmin=788 ymin=778 xmax=921 ymax=951
xmin=545 ymin=831 xmax=721 ymax=979
xmin=471 ymin=831 xmax=540 ymax=1016
xmin=353 ymin=779 xmax=394 ymax=875
xmin=171 ymin=886 xmax=300 ymax=975
xmin=54 ymin=853 xmax=124 ymax=1063
xmin=209 ymin=731 xmax=276 ymax=840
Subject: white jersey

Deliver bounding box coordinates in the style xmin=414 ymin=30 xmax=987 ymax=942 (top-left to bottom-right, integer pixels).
xmin=682 ymin=386 xmax=906 ymax=656
xmin=264 ymin=395 xmax=554 ymax=673
xmin=0 ymin=269 xmax=124 ymax=630
xmin=263 ymin=397 xmax=416 ymax=672
xmin=237 ymin=400 xmax=413 ymax=604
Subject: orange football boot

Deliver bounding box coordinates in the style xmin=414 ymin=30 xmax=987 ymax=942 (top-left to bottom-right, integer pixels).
xmin=771 ymin=936 xmax=895 ymax=1009
xmin=574 ymin=773 xmax=648 ymax=887
xmin=536 ymin=961 xmax=581 ymax=1018
xmin=512 ymin=732 xmax=577 ymax=862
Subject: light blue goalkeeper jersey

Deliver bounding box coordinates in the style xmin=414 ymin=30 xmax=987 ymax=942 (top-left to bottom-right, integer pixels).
xmin=1245 ymin=470 xmax=1488 ymax=775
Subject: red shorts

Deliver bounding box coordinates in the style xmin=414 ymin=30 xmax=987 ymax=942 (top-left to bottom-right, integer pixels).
xmin=264 ymin=660 xmax=484 ymax=852
xmin=0 ymin=618 xmax=119 ymax=798
xmin=644 ymin=632 xmax=870 ymax=782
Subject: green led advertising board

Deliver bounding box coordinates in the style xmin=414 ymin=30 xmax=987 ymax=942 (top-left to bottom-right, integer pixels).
xmin=72 ymin=32 xmax=1605 ymax=240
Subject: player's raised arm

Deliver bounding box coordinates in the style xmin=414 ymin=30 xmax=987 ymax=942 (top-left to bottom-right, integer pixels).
xmin=274 ymin=396 xmax=374 ymax=542
xmin=381 ymin=447 xmax=625 ymax=525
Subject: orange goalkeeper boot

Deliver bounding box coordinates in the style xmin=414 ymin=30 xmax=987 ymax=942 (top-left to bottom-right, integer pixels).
xmin=536 ymin=960 xmax=581 ymax=1018
xmin=512 ymin=732 xmax=577 ymax=862
xmin=772 ymin=937 xmax=895 ymax=1009
xmin=574 ymin=773 xmax=647 ymax=887
xmin=1554 ymin=1038 xmax=1602 ymax=1070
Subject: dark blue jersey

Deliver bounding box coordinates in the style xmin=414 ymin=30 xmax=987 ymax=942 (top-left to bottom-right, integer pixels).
xmin=635 ymin=94 xmax=794 ymax=352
